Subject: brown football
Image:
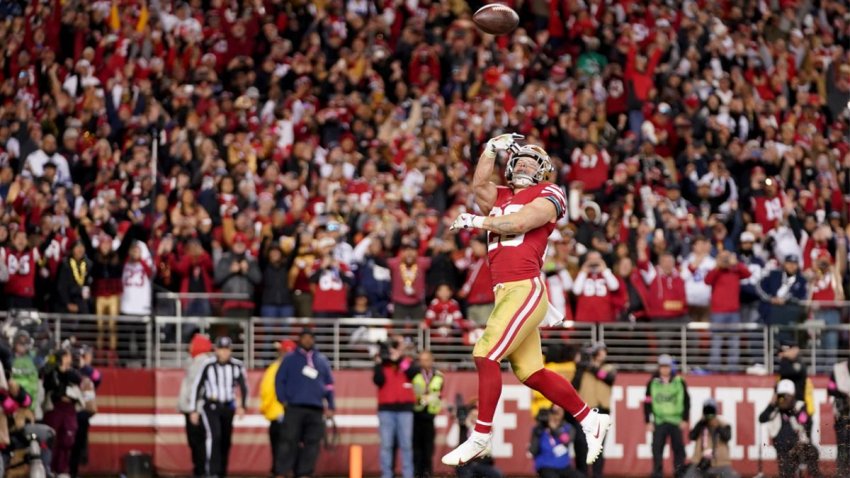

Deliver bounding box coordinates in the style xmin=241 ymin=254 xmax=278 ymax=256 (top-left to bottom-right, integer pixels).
xmin=472 ymin=3 xmax=520 ymax=36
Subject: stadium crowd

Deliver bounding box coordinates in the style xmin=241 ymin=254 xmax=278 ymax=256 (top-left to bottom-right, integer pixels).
xmin=0 ymin=0 xmax=849 ymax=373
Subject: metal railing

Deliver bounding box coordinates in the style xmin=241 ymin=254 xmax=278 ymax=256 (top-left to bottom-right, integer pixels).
xmin=0 ymin=309 xmax=848 ymax=374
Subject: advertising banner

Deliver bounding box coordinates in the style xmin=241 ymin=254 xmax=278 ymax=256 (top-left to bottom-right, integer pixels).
xmin=85 ymin=370 xmax=838 ymax=476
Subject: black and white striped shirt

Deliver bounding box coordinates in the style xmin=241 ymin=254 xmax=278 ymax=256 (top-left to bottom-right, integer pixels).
xmin=190 ymin=357 xmax=248 ymax=410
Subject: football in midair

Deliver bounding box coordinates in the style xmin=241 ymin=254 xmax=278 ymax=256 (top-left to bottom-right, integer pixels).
xmin=472 ymin=3 xmax=520 ymax=36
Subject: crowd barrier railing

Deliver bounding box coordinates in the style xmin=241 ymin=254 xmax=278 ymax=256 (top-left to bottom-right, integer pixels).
xmin=0 ymin=309 xmax=848 ymax=374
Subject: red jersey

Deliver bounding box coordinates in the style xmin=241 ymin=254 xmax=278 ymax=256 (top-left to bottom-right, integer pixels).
xmin=1 ymin=247 xmax=40 ymax=298
xmin=310 ymin=261 xmax=353 ymax=314
xmin=572 ymin=269 xmax=619 ymax=322
xmin=568 ymin=147 xmax=611 ymax=192
xmin=811 ymin=272 xmax=838 ymax=305
xmin=424 ymin=298 xmax=467 ymax=329
xmin=487 ymin=183 xmax=567 ymax=285
xmin=752 ymin=194 xmax=784 ymax=233
xmin=458 ymin=256 xmax=495 ymax=305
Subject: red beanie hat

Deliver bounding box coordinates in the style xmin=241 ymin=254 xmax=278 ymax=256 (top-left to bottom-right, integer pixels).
xmin=189 ymin=334 xmax=213 ymax=357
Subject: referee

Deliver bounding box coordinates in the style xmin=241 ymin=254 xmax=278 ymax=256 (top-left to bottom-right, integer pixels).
xmin=189 ymin=336 xmax=248 ymax=478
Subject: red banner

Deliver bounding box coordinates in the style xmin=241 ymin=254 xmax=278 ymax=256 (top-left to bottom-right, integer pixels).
xmin=85 ymin=370 xmax=839 ymax=476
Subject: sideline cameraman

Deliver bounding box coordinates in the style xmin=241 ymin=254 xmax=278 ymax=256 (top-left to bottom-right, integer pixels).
xmin=449 ymin=399 xmax=503 ymax=478
xmin=373 ymin=335 xmax=419 ymax=478
xmin=829 ymin=357 xmax=850 ymax=476
xmin=529 ymin=405 xmax=584 ymax=478
xmin=758 ymin=380 xmax=822 ymax=478
xmin=683 ymin=398 xmax=738 ymax=478
xmin=573 ymin=342 xmax=615 ymax=478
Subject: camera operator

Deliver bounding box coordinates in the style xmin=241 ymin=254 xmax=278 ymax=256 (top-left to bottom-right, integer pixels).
xmin=758 ymin=380 xmax=821 ymax=478
xmin=573 ymin=342 xmax=615 ymax=478
xmin=450 ymin=399 xmax=503 ymax=478
xmin=683 ymin=398 xmax=738 ymax=478
xmin=829 ymin=357 xmax=850 ymax=476
xmin=529 ymin=405 xmax=584 ymax=478
xmin=373 ymin=335 xmax=419 ymax=478
xmin=776 ymin=339 xmax=814 ymax=430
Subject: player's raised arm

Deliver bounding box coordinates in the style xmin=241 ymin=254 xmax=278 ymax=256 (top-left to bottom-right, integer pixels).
xmin=472 ymin=133 xmax=524 ymax=215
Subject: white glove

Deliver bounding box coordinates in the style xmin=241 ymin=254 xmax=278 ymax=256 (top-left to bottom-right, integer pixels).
xmin=485 ymin=133 xmax=524 ymax=156
xmin=450 ymin=213 xmax=485 ymax=231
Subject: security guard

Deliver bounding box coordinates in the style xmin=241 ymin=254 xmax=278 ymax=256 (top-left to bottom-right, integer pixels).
xmin=412 ymin=350 xmax=444 ymax=478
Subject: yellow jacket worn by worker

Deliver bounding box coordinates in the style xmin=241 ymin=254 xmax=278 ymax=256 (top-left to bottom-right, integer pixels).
xmin=413 ymin=369 xmax=444 ymax=415
xmin=259 ymin=359 xmax=284 ymax=421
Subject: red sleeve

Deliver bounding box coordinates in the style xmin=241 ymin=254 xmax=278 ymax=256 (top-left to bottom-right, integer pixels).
xmin=704 ymin=268 xmax=719 ymax=285
xmin=646 ymin=48 xmax=663 ymax=76
xmin=173 ymin=255 xmax=190 ymax=275
xmin=738 ymin=263 xmax=752 ymax=278
xmin=140 ymin=261 xmax=154 ymax=278
xmin=625 ymin=44 xmax=637 ymax=76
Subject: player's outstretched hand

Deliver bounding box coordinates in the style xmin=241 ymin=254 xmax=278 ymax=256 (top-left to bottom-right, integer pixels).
xmin=487 ymin=133 xmax=524 ymax=155
xmin=450 ymin=213 xmax=483 ymax=231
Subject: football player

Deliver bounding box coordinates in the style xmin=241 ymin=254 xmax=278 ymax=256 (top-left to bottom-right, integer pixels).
xmin=443 ymin=134 xmax=611 ymax=466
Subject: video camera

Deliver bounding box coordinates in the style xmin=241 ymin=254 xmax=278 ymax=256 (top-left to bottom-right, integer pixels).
xmin=378 ymin=338 xmax=402 ymax=362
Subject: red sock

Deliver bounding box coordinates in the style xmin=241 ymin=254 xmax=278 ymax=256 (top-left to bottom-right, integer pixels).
xmin=524 ymin=368 xmax=590 ymax=422
xmin=473 ymin=357 xmax=502 ymax=434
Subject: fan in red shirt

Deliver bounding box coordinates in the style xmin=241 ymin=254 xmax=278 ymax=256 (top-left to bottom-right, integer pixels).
xmin=309 ymin=237 xmax=354 ymax=318
xmin=422 ymin=284 xmax=473 ymax=337
xmin=634 ymin=252 xmax=687 ymax=320
xmin=571 ymin=251 xmax=620 ymax=323
xmin=704 ymin=251 xmax=752 ymax=371
xmin=751 ymin=177 xmax=785 ymax=233
xmin=809 ymin=250 xmax=843 ymax=366
xmin=0 ymin=231 xmax=42 ymax=309
xmin=568 ymin=143 xmax=611 ymax=192
xmin=455 ymin=235 xmax=495 ymax=327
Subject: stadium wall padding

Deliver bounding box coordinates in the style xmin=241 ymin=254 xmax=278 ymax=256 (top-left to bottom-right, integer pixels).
xmin=87 ymin=370 xmax=839 ymax=476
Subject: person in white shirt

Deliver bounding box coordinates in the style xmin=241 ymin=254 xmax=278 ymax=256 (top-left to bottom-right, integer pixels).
xmin=120 ymin=241 xmax=154 ymax=316
xmin=680 ymin=236 xmax=716 ymax=321
xmin=24 ymin=134 xmax=71 ymax=185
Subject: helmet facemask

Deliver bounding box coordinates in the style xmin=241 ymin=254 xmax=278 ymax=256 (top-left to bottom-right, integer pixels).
xmin=505 ymin=145 xmax=553 ymax=187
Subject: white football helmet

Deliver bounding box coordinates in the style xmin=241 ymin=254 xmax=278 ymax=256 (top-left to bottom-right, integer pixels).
xmin=505 ymin=144 xmax=553 ymax=187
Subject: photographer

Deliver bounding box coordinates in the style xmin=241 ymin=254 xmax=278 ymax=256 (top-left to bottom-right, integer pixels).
xmin=776 ymin=340 xmax=814 ymax=430
xmin=829 ymin=357 xmax=850 ymax=476
xmin=758 ymin=380 xmax=821 ymax=478
xmin=683 ymin=398 xmax=738 ymax=478
xmin=373 ymin=335 xmax=419 ymax=478
xmin=450 ymin=400 xmax=503 ymax=478
xmin=573 ymin=343 xmax=615 ymax=478
xmin=529 ymin=406 xmax=584 ymax=478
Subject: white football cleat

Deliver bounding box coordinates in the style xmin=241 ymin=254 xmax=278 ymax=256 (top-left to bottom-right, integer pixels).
xmin=441 ymin=431 xmax=492 ymax=466
xmin=582 ymin=409 xmax=612 ymax=465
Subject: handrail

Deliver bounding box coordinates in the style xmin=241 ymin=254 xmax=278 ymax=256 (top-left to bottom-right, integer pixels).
xmin=155 ymin=292 xmax=251 ymax=300
xmin=0 ymin=309 xmax=847 ymax=373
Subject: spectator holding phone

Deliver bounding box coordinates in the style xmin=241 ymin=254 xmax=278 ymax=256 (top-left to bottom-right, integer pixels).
xmin=705 ymin=250 xmax=751 ymax=371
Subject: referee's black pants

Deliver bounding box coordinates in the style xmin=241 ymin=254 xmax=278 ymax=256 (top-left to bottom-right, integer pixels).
xmin=201 ymin=401 xmax=236 ymax=477
xmin=185 ymin=413 xmax=207 ymax=477
xmin=279 ymin=405 xmax=325 ymax=477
